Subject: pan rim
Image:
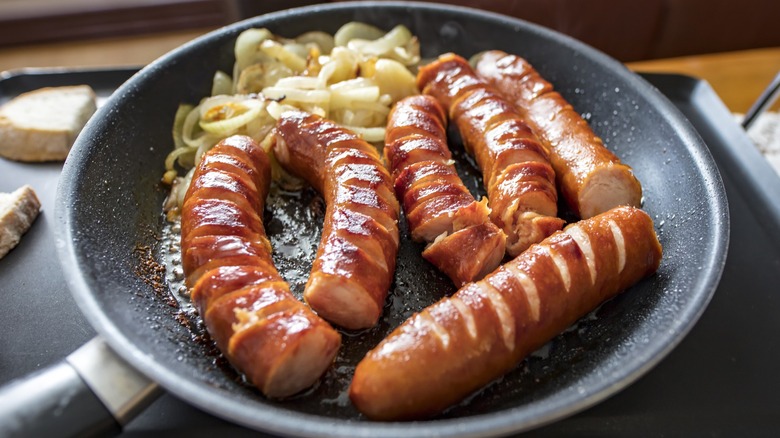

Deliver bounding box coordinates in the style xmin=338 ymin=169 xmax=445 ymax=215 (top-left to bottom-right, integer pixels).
xmin=55 ymin=2 xmax=729 ymax=436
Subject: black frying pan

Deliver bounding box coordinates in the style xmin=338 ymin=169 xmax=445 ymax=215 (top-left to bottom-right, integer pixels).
xmin=1 ymin=2 xmax=729 ymax=437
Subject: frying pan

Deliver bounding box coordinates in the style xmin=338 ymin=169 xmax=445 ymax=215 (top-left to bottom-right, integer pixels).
xmin=0 ymin=2 xmax=728 ymax=437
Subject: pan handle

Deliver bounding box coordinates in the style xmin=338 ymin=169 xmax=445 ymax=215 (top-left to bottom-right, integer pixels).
xmin=0 ymin=337 xmax=161 ymax=437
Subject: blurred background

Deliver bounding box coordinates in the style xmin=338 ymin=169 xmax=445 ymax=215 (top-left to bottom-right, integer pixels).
xmin=1 ymin=0 xmax=779 ymax=62
xmin=1 ymin=0 xmax=779 ymax=115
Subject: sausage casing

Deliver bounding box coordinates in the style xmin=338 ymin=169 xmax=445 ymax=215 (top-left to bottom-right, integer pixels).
xmin=181 ymin=135 xmax=340 ymax=398
xmin=274 ymin=111 xmax=400 ymax=330
xmin=385 ymin=95 xmax=506 ymax=286
xmin=475 ymin=50 xmax=642 ymax=219
xmin=349 ymin=206 xmax=662 ymax=420
xmin=417 ymin=53 xmax=564 ymax=256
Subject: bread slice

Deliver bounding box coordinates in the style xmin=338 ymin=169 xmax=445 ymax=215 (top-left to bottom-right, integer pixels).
xmin=0 ymin=85 xmax=97 ymax=161
xmin=0 ymin=185 xmax=41 ymax=259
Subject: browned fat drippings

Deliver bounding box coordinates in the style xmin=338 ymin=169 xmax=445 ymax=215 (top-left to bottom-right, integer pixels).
xmin=134 ymin=242 xmax=177 ymax=307
xmin=159 ymin=218 xmax=199 ymax=323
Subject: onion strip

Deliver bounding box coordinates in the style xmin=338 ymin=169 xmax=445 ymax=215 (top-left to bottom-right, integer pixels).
xmin=165 ymin=147 xmax=194 ymax=171
xmin=172 ymin=103 xmax=194 ymax=150
xmin=347 ymin=126 xmax=386 ymax=142
xmin=347 ymin=25 xmax=412 ymax=57
xmin=262 ymin=87 xmax=331 ymax=104
xmin=199 ymin=102 xmax=265 ymax=136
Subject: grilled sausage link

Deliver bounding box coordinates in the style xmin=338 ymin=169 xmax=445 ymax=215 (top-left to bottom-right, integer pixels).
xmin=350 ymin=206 xmax=662 ymax=420
xmin=418 ymin=53 xmax=565 ymax=256
xmin=385 ymin=95 xmax=506 ymax=286
xmin=274 ymin=111 xmax=400 ymax=330
xmin=475 ymin=50 xmax=642 ymax=219
xmin=181 ymin=135 xmax=341 ymax=398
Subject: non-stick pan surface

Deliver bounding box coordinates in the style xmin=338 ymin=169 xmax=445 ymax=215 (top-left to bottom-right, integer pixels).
xmin=55 ymin=2 xmax=729 ymax=437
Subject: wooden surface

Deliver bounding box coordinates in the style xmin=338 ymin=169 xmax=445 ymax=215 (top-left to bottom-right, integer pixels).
xmin=628 ymin=47 xmax=780 ymax=114
xmin=0 ymin=28 xmax=211 ymax=70
xmin=0 ymin=28 xmax=778 ymax=113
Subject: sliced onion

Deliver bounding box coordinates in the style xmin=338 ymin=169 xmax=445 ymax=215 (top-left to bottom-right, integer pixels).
xmin=167 ymin=22 xmax=422 ymax=183
xmin=199 ymin=101 xmax=264 ymax=136
xmin=265 ymin=101 xmax=299 ymax=120
xmin=262 ymin=87 xmax=330 ymax=104
xmin=274 ymin=76 xmax=321 ymax=90
xmin=281 ymin=42 xmax=311 ymax=60
xmin=321 ymin=47 xmax=359 ymax=84
xmin=329 ymin=77 xmax=376 ymax=91
xmin=347 ymin=25 xmax=413 ymax=57
xmin=161 ymin=169 xmax=178 ymax=186
xmin=199 ymin=95 xmax=244 ymax=117
xmin=334 ymin=22 xmax=385 ymax=47
xmin=234 ymin=28 xmax=273 ymax=73
xmin=172 ymin=103 xmax=194 ymax=150
xmin=211 ymin=70 xmax=233 ymax=96
xmin=372 ymin=58 xmax=419 ymax=102
xmin=330 ymin=86 xmax=380 ymax=108
xmin=295 ymin=31 xmax=335 ymax=54
xmin=316 ymin=61 xmax=338 ymax=88
xmin=176 ymin=168 xmax=197 ymax=208
xmin=260 ymin=40 xmax=307 ymax=72
xmin=331 ymin=107 xmax=386 ymax=127
xmin=347 ymin=126 xmax=386 ymax=142
xmin=388 ymin=37 xmax=421 ymax=66
xmin=344 ymin=99 xmax=389 ymax=114
xmin=165 ymin=146 xmax=195 ymax=171
xmin=194 ymin=137 xmax=220 ymax=167
xmin=236 ymin=61 xmax=294 ymax=94
xmin=244 ymin=114 xmax=274 ymax=141
xmin=182 ymin=103 xmax=205 ymax=148
xmin=300 ymin=104 xmax=328 ymax=118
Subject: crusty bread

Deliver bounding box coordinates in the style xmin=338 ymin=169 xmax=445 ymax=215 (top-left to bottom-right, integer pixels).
xmin=0 ymin=85 xmax=97 ymax=161
xmin=0 ymin=185 xmax=41 ymax=259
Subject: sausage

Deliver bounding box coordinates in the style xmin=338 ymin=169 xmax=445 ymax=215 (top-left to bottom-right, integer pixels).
xmin=349 ymin=205 xmax=662 ymax=420
xmin=417 ymin=53 xmax=564 ymax=256
xmin=181 ymin=135 xmax=341 ymax=398
xmin=385 ymin=95 xmax=506 ymax=286
xmin=273 ymin=111 xmax=400 ymax=330
xmin=475 ymin=50 xmax=643 ymax=219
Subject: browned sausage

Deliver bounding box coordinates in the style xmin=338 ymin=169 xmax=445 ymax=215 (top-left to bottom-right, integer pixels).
xmin=417 ymin=53 xmax=565 ymax=256
xmin=349 ymin=205 xmax=662 ymax=420
xmin=385 ymin=95 xmax=506 ymax=286
xmin=181 ymin=135 xmax=341 ymax=398
xmin=475 ymin=50 xmax=643 ymax=219
xmin=273 ymin=111 xmax=400 ymax=330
